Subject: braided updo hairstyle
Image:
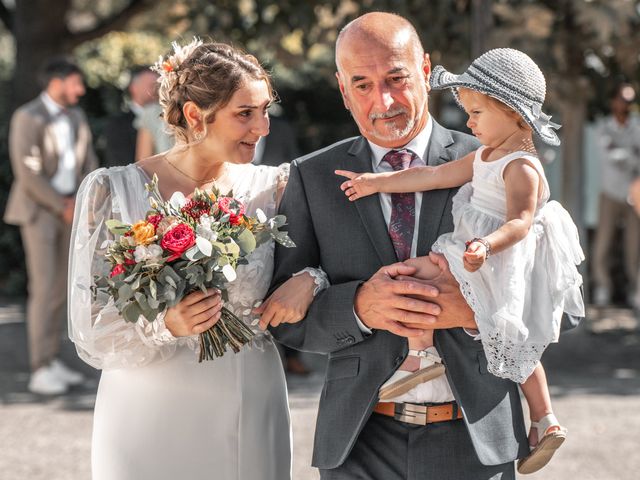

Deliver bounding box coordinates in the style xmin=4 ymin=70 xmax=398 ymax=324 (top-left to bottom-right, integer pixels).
xmin=156 ymin=40 xmax=273 ymax=144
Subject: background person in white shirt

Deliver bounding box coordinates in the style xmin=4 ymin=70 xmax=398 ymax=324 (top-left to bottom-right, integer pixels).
xmin=592 ymin=83 xmax=640 ymax=307
xmin=4 ymin=57 xmax=98 ymax=395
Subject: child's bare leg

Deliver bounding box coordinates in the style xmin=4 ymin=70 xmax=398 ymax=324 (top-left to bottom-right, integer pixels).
xmin=400 ymin=256 xmax=441 ymax=367
xmin=520 ymin=363 xmax=559 ymax=446
xmin=403 ymin=255 xmax=441 ymax=282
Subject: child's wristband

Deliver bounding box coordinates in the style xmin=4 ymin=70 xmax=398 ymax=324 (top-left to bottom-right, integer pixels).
xmin=465 ymin=237 xmax=492 ymax=258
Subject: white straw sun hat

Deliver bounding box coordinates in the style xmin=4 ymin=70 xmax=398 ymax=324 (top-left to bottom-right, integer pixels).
xmin=430 ymin=48 xmax=561 ymax=146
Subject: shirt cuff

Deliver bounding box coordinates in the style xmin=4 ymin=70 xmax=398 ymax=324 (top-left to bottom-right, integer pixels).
xmin=464 ymin=328 xmax=481 ymax=341
xmin=353 ymin=308 xmax=372 ymax=335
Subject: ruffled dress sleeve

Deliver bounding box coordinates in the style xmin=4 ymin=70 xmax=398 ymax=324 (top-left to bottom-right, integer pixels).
xmin=68 ymin=168 xmax=179 ymax=370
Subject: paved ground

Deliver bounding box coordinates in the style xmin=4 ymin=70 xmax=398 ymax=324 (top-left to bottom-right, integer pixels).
xmin=1 ymin=303 xmax=639 ymax=480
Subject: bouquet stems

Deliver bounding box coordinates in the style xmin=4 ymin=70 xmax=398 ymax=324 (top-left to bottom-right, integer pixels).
xmin=198 ymin=307 xmax=255 ymax=362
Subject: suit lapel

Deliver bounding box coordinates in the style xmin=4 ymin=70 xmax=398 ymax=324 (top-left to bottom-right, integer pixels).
xmin=342 ymin=137 xmax=398 ymax=266
xmin=416 ymin=121 xmax=458 ymax=256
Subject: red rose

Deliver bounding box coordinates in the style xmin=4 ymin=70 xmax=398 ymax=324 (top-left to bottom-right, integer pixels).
xmin=110 ymin=264 xmax=126 ymax=277
xmin=217 ymin=197 xmax=246 ymax=226
xmin=161 ymin=223 xmax=196 ymax=261
xmin=147 ymin=214 xmax=164 ymax=229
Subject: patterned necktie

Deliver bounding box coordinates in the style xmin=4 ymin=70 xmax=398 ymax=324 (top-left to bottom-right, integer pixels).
xmin=382 ymin=149 xmax=419 ymax=261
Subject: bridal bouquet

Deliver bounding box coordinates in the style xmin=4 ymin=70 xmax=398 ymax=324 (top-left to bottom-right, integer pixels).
xmin=92 ymin=175 xmax=295 ymax=362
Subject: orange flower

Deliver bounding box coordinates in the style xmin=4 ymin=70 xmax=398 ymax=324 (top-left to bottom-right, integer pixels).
xmin=240 ymin=217 xmax=254 ymax=231
xmin=162 ymin=61 xmax=174 ymax=72
xmin=131 ymin=221 xmax=156 ymax=245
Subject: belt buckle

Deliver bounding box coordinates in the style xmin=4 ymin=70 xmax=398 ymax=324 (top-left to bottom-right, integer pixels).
xmin=394 ymin=403 xmax=428 ymax=425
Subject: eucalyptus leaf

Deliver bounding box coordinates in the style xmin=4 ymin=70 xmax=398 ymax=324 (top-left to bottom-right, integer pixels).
xmin=149 ymin=279 xmax=157 ymax=299
xmin=122 ymin=301 xmax=143 ymax=323
xmin=165 ymin=275 xmax=176 ymax=288
xmin=196 ymin=236 xmax=213 ymax=257
xmin=235 ymin=228 xmax=256 ymax=255
xmin=118 ymin=283 xmax=134 ymax=301
xmin=106 ymin=219 xmax=131 ymax=235
xmin=271 ymin=215 xmax=287 ymax=228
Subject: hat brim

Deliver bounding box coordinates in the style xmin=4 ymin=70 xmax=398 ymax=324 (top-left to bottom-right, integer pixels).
xmin=430 ymin=66 xmax=561 ymax=146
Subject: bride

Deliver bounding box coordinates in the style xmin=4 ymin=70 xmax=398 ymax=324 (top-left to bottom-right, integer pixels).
xmin=68 ymin=39 xmax=321 ymax=480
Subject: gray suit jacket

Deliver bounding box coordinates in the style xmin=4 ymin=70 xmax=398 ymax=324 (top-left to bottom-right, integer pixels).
xmin=4 ymin=96 xmax=98 ymax=225
xmin=270 ymin=121 xmax=532 ymax=470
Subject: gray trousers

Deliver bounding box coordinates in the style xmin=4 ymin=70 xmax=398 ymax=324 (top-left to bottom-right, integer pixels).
xmin=320 ymin=413 xmax=515 ymax=480
xmin=20 ymin=208 xmax=71 ymax=371
xmin=593 ymin=193 xmax=640 ymax=293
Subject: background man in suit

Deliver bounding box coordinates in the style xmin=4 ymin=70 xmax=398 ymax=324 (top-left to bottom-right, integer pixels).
xmin=269 ymin=12 xmax=575 ymax=479
xmin=103 ymin=66 xmax=159 ymax=167
xmin=4 ymin=57 xmax=98 ymax=395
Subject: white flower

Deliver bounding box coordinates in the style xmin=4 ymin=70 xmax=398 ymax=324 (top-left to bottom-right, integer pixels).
xmin=169 ymin=191 xmax=187 ymax=210
xmin=222 ymin=264 xmax=237 ymax=282
xmin=134 ymin=244 xmax=164 ymax=263
xmin=196 ymin=215 xmax=218 ymax=242
xmin=196 ymin=236 xmax=213 ymax=257
xmin=147 ymin=244 xmax=163 ymax=261
xmin=134 ymin=245 xmax=150 ymax=263
xmin=256 ymin=208 xmax=267 ymax=223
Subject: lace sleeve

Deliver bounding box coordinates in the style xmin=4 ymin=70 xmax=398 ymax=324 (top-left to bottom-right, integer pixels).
xmin=292 ymin=267 xmax=330 ymax=296
xmin=68 ymin=169 xmax=179 ymax=370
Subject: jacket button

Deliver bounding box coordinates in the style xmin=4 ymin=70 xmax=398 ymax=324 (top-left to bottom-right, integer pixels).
xmin=345 ymin=335 xmax=355 ymax=344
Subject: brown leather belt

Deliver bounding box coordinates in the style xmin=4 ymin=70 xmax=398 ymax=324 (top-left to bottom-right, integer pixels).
xmin=373 ymin=401 xmax=462 ymax=426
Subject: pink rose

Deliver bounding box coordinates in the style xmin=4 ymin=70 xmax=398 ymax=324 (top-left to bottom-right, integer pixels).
xmin=217 ymin=197 xmax=246 ymax=226
xmin=161 ymin=223 xmax=196 ymax=261
xmin=110 ymin=264 xmax=126 ymax=277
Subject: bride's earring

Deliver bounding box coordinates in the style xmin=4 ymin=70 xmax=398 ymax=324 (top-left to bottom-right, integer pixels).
xmin=193 ymin=129 xmax=204 ymax=141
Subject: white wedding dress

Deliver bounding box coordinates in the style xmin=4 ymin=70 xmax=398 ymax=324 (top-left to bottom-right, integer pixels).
xmin=68 ymin=162 xmax=292 ymax=480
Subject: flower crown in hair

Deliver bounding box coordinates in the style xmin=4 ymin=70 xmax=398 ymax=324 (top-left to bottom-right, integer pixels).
xmin=152 ymin=37 xmax=203 ymax=90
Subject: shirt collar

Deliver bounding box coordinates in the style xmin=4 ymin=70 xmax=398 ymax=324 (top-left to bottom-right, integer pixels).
xmin=41 ymin=92 xmax=65 ymax=116
xmin=130 ymin=101 xmax=145 ymax=117
xmin=366 ymin=115 xmax=433 ymax=167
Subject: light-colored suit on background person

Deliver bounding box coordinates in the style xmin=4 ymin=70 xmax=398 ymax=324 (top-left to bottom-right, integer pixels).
xmin=4 ymin=93 xmax=98 ymax=377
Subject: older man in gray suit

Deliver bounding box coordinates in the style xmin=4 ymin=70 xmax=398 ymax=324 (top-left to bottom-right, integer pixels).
xmin=269 ymin=12 xmax=579 ymax=480
xmin=4 ymin=57 xmax=98 ymax=395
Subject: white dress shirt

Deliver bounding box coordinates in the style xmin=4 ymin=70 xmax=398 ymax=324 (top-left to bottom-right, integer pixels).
xmin=354 ymin=117 xmax=456 ymax=403
xmin=41 ymin=92 xmax=77 ymax=195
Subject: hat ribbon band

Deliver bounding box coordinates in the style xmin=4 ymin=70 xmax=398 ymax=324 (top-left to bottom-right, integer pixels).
xmin=532 ymin=104 xmax=561 ymax=131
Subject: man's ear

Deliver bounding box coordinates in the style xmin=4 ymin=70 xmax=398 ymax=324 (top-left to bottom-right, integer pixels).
xmin=423 ymin=53 xmax=432 ymax=92
xmin=336 ymin=71 xmax=350 ymax=111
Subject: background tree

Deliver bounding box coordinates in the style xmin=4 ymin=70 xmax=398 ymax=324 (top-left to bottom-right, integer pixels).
xmin=0 ymin=0 xmax=158 ymax=107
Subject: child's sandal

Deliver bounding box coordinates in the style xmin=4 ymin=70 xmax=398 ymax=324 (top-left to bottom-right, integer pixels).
xmin=378 ymin=349 xmax=446 ymax=401
xmin=517 ymin=413 xmax=567 ymax=475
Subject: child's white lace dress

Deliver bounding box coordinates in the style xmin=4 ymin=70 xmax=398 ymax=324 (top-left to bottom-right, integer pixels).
xmin=433 ymin=146 xmax=585 ymax=383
